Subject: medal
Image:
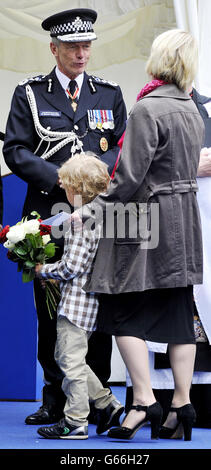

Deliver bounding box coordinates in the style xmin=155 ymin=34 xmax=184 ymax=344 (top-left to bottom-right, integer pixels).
xmin=100 ymin=137 xmax=108 ymax=152
xmin=66 ymin=85 xmax=79 ymax=112
xmin=88 ymin=110 xmax=96 ymax=129
xmin=87 ymin=109 xmax=115 ymax=131
xmin=95 ymin=110 xmax=101 ymax=128
xmin=71 ymin=101 xmax=78 ymax=112
xmin=107 ymin=110 xmax=114 ymax=129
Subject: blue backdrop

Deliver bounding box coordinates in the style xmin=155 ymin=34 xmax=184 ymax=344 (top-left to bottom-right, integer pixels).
xmin=0 ymin=174 xmax=42 ymax=400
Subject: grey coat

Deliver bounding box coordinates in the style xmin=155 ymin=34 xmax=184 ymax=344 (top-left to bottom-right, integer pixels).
xmin=83 ymin=84 xmax=205 ymax=294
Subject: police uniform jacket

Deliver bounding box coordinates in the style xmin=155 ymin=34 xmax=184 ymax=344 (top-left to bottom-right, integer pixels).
xmin=83 ymin=84 xmax=204 ymax=294
xmin=0 ymin=167 xmax=3 ymax=225
xmin=192 ymin=88 xmax=211 ymax=147
xmin=3 ymin=68 xmax=127 ymax=222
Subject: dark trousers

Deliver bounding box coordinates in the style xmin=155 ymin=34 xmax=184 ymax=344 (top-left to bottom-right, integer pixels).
xmin=33 ymin=277 xmax=112 ymax=414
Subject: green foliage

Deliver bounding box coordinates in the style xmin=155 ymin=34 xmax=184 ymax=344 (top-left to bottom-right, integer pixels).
xmin=8 ymin=229 xmax=56 ymax=283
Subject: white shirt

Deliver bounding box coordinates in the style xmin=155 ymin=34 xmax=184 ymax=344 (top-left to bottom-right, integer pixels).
xmin=55 ymin=66 xmax=84 ymax=99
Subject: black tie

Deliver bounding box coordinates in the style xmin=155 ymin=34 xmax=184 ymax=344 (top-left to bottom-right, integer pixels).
xmin=67 ymin=80 xmax=79 ymax=112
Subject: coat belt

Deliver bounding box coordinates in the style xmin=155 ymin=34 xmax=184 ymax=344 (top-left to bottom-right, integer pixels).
xmin=146 ymin=179 xmax=198 ymax=200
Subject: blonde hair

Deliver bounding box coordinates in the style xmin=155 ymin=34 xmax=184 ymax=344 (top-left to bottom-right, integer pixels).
xmin=146 ymin=29 xmax=198 ymax=91
xmin=58 ymin=152 xmax=110 ymax=204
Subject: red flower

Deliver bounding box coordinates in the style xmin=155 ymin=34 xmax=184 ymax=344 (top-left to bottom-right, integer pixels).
xmin=39 ymin=223 xmax=52 ymax=236
xmin=7 ymin=250 xmax=16 ymax=261
xmin=0 ymin=225 xmax=10 ymax=244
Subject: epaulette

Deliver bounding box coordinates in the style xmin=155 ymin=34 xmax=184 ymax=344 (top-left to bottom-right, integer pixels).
xmin=18 ymin=74 xmax=47 ymax=86
xmin=91 ymin=75 xmax=118 ymax=87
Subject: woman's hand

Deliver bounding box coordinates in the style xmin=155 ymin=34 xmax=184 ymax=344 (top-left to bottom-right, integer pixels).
xmin=71 ymin=210 xmax=82 ymax=231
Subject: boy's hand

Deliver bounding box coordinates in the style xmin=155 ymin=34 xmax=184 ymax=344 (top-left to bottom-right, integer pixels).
xmin=35 ymin=263 xmax=46 ymax=289
xmin=35 ymin=263 xmax=43 ymax=276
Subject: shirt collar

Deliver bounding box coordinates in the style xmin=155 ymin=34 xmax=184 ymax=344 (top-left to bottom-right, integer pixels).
xmin=55 ymin=66 xmax=84 ymax=97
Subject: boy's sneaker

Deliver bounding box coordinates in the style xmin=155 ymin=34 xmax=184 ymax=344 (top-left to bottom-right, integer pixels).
xmin=37 ymin=418 xmax=88 ymax=439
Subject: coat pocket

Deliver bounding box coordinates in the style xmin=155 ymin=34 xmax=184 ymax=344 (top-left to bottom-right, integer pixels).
xmin=114 ymin=203 xmax=151 ymax=245
xmin=39 ymin=116 xmax=68 ymax=131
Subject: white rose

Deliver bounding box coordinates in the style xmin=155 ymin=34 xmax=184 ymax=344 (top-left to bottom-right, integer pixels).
xmin=23 ymin=219 xmax=40 ymax=235
xmin=3 ymin=239 xmax=15 ymax=249
xmin=42 ymin=234 xmax=51 ymax=245
xmin=6 ymin=224 xmax=26 ymax=244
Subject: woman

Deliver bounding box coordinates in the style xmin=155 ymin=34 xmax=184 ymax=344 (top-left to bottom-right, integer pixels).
xmin=127 ymin=90 xmax=211 ymax=430
xmin=77 ymin=29 xmax=204 ymax=441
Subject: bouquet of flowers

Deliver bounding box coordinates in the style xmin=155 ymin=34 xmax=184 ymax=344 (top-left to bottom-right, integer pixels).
xmin=0 ymin=211 xmax=60 ymax=318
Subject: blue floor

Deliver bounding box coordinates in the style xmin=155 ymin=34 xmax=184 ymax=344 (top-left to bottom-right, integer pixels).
xmin=0 ymin=386 xmax=211 ymax=464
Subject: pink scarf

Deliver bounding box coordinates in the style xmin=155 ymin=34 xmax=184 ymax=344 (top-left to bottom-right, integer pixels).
xmin=111 ymin=79 xmax=167 ymax=179
xmin=136 ymin=79 xmax=167 ymax=101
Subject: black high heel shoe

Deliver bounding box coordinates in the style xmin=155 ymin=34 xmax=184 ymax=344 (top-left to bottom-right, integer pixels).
xmin=107 ymin=401 xmax=163 ymax=440
xmin=159 ymin=404 xmax=196 ymax=441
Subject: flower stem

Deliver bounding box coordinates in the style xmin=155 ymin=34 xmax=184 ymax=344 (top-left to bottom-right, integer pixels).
xmin=45 ymin=281 xmax=61 ymax=319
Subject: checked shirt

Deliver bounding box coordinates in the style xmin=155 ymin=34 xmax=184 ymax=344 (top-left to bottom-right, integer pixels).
xmin=40 ymin=224 xmax=101 ymax=331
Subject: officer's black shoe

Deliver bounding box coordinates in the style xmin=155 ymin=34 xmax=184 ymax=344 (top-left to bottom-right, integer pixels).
xmin=96 ymin=399 xmax=124 ymax=435
xmin=25 ymin=405 xmax=64 ymax=425
xmin=88 ymin=401 xmax=98 ymax=424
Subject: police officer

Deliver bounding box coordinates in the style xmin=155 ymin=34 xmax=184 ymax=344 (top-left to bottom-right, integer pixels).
xmin=0 ymin=132 xmax=4 ymax=230
xmin=0 ymin=168 xmax=3 ymax=228
xmin=3 ymin=8 xmax=127 ymax=425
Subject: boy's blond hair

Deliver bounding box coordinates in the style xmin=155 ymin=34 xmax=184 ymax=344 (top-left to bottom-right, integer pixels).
xmin=58 ymin=152 xmax=110 ymax=204
xmin=146 ymin=29 xmax=198 ymax=91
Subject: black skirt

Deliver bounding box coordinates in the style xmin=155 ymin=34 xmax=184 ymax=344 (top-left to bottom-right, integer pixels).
xmin=97 ymin=286 xmax=195 ymax=344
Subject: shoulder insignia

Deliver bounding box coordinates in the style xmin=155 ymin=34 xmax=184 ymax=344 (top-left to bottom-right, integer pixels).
xmin=91 ymin=75 xmax=118 ymax=87
xmin=18 ymin=75 xmax=47 ymax=86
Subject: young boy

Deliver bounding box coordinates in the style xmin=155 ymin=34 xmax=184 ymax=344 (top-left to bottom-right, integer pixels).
xmin=36 ymin=153 xmax=124 ymax=439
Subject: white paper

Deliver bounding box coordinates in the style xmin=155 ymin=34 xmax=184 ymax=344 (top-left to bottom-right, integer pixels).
xmin=42 ymin=211 xmax=71 ymax=226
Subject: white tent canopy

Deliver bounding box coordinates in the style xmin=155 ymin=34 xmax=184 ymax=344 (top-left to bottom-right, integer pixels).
xmin=0 ymin=0 xmax=176 ymax=73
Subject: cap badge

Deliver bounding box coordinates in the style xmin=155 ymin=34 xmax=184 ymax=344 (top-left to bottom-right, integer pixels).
xmin=72 ymin=17 xmax=84 ymax=30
